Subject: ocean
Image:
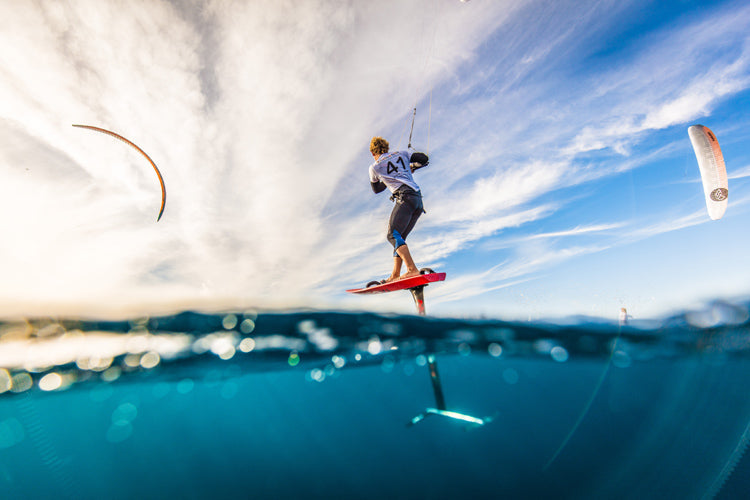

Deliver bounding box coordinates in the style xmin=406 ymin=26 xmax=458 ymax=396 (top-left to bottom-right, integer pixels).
xmin=1 ymin=302 xmax=749 ymax=499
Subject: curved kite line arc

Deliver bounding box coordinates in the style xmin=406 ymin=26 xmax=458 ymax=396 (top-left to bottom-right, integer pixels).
xmin=72 ymin=124 xmax=166 ymax=221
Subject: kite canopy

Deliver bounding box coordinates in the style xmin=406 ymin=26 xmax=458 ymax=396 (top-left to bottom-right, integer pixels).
xmin=73 ymin=124 xmax=166 ymax=221
xmin=688 ymin=124 xmax=728 ymax=221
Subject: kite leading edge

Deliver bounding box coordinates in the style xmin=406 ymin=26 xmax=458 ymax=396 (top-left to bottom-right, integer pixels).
xmin=73 ymin=124 xmax=166 ymax=221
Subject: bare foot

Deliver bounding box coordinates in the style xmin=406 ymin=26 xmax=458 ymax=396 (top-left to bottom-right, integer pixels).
xmin=398 ymin=269 xmax=420 ymax=280
xmin=384 ymin=275 xmax=401 ymax=283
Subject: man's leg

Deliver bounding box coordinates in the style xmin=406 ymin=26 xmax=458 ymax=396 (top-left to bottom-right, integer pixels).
xmin=387 ymin=194 xmax=423 ymax=281
xmin=395 ymin=244 xmax=420 ymax=279
xmin=393 ymin=195 xmax=423 ymax=280
xmin=387 ymin=255 xmax=403 ymax=282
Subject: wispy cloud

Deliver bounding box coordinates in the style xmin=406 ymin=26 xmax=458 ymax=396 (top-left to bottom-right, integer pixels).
xmin=563 ymin=4 xmax=750 ymax=156
xmin=396 ymin=1 xmax=750 ymax=312
xmin=417 ymin=203 xmax=557 ymax=263
xmin=729 ymin=164 xmax=750 ymax=179
xmin=431 ymin=241 xmax=613 ymax=306
xmin=0 ymin=0 xmax=525 ymax=313
xmin=1 ymin=1 xmax=749 ymax=317
xmin=519 ymin=223 xmax=625 ymax=241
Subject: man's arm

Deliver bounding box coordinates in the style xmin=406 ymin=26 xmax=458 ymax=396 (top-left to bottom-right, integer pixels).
xmin=371 ymin=180 xmax=387 ymax=193
xmin=409 ymin=152 xmax=429 ymax=172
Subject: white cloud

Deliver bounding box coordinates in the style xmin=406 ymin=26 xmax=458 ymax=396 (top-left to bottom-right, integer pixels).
xmin=729 ymin=164 xmax=750 ymax=179
xmin=443 ymin=160 xmax=569 ymax=223
xmin=0 ymin=0 xmax=525 ymax=314
xmin=1 ymin=0 xmax=749 ymax=318
xmin=416 ymin=203 xmax=556 ymax=264
xmin=431 ymin=241 xmax=612 ymax=306
xmin=563 ymin=6 xmax=750 ymax=155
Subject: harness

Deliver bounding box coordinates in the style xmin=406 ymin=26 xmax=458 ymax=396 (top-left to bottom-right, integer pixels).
xmin=390 ymin=186 xmax=426 ymax=214
xmin=389 ymin=185 xmax=419 ymax=202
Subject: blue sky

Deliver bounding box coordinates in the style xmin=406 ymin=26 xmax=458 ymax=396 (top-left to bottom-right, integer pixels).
xmin=1 ymin=0 xmax=749 ymax=320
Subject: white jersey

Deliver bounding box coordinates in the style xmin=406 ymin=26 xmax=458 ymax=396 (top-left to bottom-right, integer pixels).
xmin=369 ymin=150 xmax=420 ymax=193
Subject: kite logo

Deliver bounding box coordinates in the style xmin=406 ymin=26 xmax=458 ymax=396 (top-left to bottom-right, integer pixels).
xmin=710 ymin=188 xmax=728 ymax=202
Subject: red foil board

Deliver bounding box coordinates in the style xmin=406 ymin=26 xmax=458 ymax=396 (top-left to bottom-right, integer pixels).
xmin=346 ymin=273 xmax=446 ymax=294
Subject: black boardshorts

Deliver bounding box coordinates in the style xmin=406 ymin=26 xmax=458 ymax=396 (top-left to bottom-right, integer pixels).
xmin=387 ymin=186 xmax=423 ymax=255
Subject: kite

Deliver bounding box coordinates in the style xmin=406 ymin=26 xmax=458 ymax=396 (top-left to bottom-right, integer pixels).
xmin=688 ymin=125 xmax=728 ymax=221
xmin=73 ymin=124 xmax=166 ymax=221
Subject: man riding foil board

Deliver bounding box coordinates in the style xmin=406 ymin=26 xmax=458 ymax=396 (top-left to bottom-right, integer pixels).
xmin=368 ymin=136 xmax=429 ymax=283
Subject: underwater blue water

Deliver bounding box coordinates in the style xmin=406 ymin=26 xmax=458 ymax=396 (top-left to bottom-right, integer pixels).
xmin=1 ymin=303 xmax=749 ymax=499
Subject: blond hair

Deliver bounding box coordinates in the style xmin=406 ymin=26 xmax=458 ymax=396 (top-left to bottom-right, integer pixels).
xmin=369 ymin=136 xmax=389 ymax=156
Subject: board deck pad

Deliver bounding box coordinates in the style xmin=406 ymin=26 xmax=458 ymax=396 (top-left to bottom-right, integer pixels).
xmin=346 ymin=272 xmax=446 ymax=295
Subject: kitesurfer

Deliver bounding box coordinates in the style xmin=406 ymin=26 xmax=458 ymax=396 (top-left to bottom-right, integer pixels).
xmin=619 ymin=307 xmax=631 ymax=326
xmin=368 ymin=136 xmax=429 ymax=283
